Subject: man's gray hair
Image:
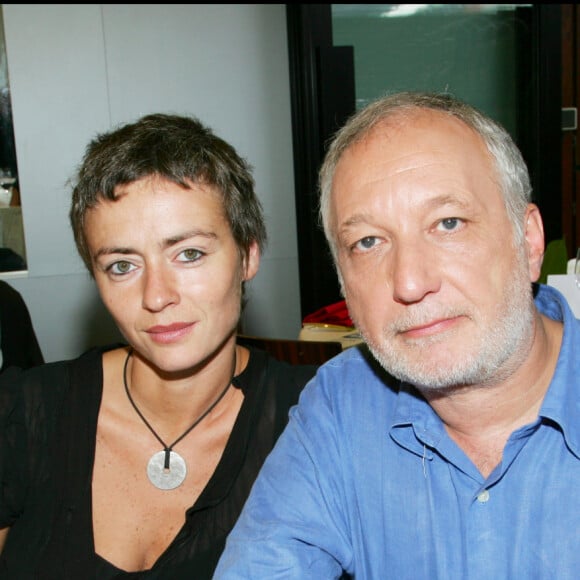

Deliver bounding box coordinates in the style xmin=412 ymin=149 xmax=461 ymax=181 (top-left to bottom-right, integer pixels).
xmin=319 ymin=91 xmax=532 ymax=258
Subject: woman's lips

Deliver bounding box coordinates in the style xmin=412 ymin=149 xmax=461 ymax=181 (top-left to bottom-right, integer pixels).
xmin=146 ymin=322 xmax=195 ymax=344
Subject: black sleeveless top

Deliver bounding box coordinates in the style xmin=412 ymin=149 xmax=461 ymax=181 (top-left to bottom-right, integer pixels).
xmin=0 ymin=344 xmax=317 ymax=579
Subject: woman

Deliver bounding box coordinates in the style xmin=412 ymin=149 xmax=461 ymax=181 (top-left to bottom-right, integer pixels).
xmin=0 ymin=114 xmax=317 ymax=578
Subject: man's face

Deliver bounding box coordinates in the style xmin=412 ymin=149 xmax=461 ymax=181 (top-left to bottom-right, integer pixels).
xmin=330 ymin=110 xmax=538 ymax=390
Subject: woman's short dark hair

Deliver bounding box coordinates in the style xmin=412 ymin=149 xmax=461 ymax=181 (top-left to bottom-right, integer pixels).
xmin=70 ymin=113 xmax=267 ymax=274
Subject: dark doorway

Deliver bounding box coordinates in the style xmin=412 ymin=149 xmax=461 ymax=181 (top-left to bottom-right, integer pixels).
xmin=286 ymin=4 xmax=562 ymax=318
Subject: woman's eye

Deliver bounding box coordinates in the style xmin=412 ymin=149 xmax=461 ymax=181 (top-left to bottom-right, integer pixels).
xmin=437 ymin=217 xmax=462 ymax=232
xmin=109 ymin=260 xmax=135 ymax=275
xmin=178 ymin=248 xmax=203 ymax=262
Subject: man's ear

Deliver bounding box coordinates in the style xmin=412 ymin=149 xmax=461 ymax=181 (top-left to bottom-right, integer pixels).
xmin=524 ymin=203 xmax=545 ymax=282
xmin=243 ymin=241 xmax=261 ymax=282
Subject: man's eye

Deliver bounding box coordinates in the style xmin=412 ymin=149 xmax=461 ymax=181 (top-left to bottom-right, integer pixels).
xmin=178 ymin=248 xmax=203 ymax=262
xmin=438 ymin=217 xmax=461 ymax=232
xmin=354 ymin=236 xmax=378 ymax=251
xmin=109 ymin=260 xmax=135 ymax=275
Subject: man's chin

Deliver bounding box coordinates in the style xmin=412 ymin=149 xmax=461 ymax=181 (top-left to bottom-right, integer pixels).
xmin=369 ymin=345 xmax=472 ymax=389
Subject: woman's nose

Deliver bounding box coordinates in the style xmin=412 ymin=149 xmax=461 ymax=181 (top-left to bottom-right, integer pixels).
xmin=141 ymin=265 xmax=180 ymax=312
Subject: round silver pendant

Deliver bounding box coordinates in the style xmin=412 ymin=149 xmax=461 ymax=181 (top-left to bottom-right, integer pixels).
xmin=146 ymin=450 xmax=187 ymax=490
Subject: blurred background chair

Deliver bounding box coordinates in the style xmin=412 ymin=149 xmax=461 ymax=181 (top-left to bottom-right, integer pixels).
xmin=299 ymin=299 xmax=363 ymax=350
xmin=237 ymin=334 xmax=342 ymax=365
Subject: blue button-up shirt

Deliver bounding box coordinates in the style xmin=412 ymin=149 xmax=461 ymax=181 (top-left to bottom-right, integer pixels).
xmin=215 ymin=284 xmax=580 ymax=579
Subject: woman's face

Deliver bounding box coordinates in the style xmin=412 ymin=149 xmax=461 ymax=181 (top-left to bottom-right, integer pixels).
xmin=84 ymin=175 xmax=260 ymax=374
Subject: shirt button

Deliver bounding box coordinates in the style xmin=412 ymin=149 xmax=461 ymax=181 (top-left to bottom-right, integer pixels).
xmin=477 ymin=489 xmax=490 ymax=503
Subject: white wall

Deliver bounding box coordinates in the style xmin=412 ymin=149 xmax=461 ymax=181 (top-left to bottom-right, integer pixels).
xmin=0 ymin=4 xmax=302 ymax=362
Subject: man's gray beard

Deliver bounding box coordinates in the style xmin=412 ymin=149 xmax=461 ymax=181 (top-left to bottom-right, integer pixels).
xmin=360 ymin=254 xmax=536 ymax=391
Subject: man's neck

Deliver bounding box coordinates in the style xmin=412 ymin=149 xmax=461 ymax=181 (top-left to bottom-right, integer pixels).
xmin=422 ymin=313 xmax=563 ymax=477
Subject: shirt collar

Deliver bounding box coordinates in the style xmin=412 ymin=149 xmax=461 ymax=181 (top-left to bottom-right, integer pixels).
xmin=534 ymin=284 xmax=580 ymax=458
xmin=391 ymin=283 xmax=580 ymax=457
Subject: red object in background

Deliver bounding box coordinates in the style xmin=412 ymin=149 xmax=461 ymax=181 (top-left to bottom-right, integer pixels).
xmin=302 ymin=300 xmax=354 ymax=327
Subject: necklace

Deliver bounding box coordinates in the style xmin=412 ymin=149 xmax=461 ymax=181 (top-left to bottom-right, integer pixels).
xmin=122 ymin=348 xmax=236 ymax=490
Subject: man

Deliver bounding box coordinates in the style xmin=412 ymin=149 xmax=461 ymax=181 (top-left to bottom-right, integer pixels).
xmin=214 ymin=92 xmax=580 ymax=578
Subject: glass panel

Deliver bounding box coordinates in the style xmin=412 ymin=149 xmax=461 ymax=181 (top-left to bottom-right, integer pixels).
xmin=0 ymin=6 xmax=26 ymax=272
xmin=331 ymin=4 xmax=532 ymax=140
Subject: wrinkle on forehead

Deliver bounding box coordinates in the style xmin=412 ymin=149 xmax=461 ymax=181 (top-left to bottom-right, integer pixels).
xmin=334 ymin=110 xmax=496 ymax=190
xmin=329 ymin=109 xmax=503 ymax=239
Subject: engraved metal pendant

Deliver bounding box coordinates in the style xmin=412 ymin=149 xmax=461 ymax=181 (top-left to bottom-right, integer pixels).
xmin=146 ymin=449 xmax=187 ymax=490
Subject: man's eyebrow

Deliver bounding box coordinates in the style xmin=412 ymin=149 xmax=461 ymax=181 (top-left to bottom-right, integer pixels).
xmin=423 ymin=193 xmax=470 ymax=211
xmin=339 ymin=212 xmax=374 ymax=231
xmin=336 ymin=193 xmax=471 ymax=235
xmin=340 ymin=193 xmax=470 ymax=227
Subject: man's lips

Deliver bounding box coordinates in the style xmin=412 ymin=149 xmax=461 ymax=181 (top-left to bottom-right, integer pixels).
xmin=398 ymin=316 xmax=460 ymax=339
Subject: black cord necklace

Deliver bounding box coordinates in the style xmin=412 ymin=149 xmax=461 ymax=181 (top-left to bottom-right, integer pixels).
xmin=123 ymin=348 xmax=236 ymax=490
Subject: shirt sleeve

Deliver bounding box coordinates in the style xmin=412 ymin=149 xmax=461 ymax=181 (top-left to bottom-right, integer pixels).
xmin=0 ymin=281 xmax=44 ymax=371
xmin=214 ymin=370 xmax=352 ymax=578
xmin=0 ymin=367 xmax=28 ymax=528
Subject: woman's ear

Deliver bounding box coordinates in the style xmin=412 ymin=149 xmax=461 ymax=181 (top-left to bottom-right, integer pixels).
xmin=243 ymin=241 xmax=261 ymax=282
xmin=524 ymin=203 xmax=545 ymax=282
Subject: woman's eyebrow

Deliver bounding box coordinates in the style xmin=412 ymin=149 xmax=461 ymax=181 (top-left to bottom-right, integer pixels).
xmin=162 ymin=229 xmax=218 ymax=247
xmin=93 ymin=246 xmax=134 ymax=260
